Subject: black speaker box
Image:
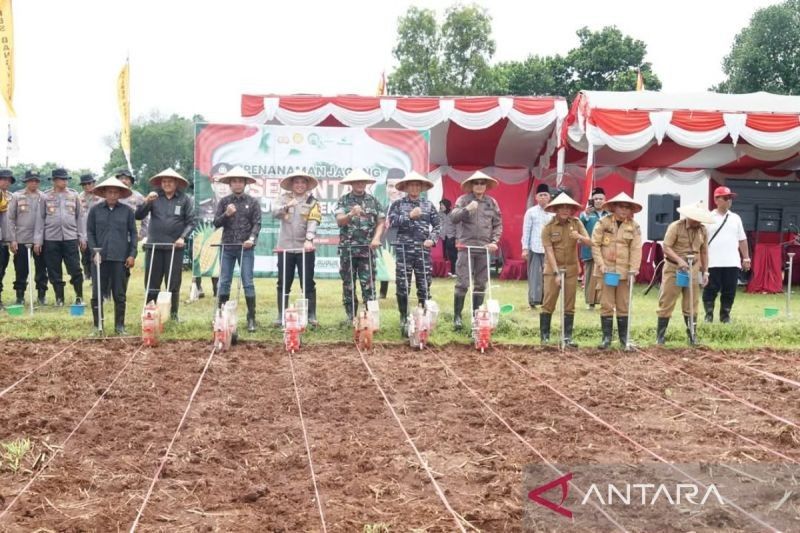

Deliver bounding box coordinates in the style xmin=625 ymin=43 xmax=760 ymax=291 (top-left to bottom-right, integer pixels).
xmin=647 ymin=194 xmax=680 ymax=241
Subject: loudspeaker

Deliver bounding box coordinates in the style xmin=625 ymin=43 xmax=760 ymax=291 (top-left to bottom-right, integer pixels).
xmin=647 ymin=194 xmax=680 ymax=241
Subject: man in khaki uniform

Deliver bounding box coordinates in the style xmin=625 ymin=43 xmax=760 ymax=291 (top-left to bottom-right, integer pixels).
xmin=591 ymin=192 xmax=642 ymax=349
xmin=449 ymin=171 xmax=502 ymax=330
xmin=656 ymin=201 xmax=712 ymax=345
xmin=541 ymin=193 xmax=591 ymax=346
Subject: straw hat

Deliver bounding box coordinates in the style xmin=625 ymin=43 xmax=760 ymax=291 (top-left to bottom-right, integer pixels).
xmin=461 ymin=171 xmax=498 ymax=192
xmin=93 ymin=176 xmax=132 ymax=199
xmin=395 ymin=171 xmax=434 ymax=192
xmin=545 ymin=193 xmax=582 ymax=213
xmin=341 ymin=168 xmax=376 ymax=185
xmin=149 ymin=168 xmax=190 ymax=190
xmin=677 ymin=201 xmax=715 ymax=224
xmin=217 ymin=165 xmax=257 ymax=185
xmin=279 ymin=171 xmax=319 ymax=191
xmin=601 ymin=192 xmax=643 ymax=213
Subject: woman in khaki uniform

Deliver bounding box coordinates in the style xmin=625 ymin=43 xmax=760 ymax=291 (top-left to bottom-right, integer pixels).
xmin=656 ymin=201 xmax=712 ymax=346
xmin=541 ymin=193 xmax=591 ymax=346
xmin=591 ymin=192 xmax=642 ymax=349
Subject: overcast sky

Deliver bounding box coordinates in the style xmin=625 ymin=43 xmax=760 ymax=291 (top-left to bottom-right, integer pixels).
xmin=8 ymin=0 xmax=782 ymax=172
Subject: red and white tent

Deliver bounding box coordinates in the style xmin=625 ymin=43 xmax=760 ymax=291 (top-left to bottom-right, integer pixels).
xmin=241 ymin=94 xmax=568 ymax=266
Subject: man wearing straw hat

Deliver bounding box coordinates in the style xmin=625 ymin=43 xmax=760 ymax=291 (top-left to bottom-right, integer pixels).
xmin=656 ymin=201 xmax=712 ymax=345
xmin=0 ymin=169 xmax=14 ymax=309
xmin=271 ymin=171 xmax=322 ymax=328
xmin=335 ymin=168 xmax=385 ymax=322
xmin=78 ymin=173 xmax=100 ymax=280
xmin=450 ymin=171 xmax=503 ymax=331
xmin=87 ymin=177 xmax=138 ymax=334
xmin=136 ymin=168 xmax=196 ymax=321
xmin=580 ymin=187 xmax=609 ymax=310
xmin=35 ymin=168 xmax=86 ymax=307
xmin=591 ymin=192 xmax=642 ymax=349
xmin=522 ymin=183 xmax=553 ymax=310
xmin=387 ymin=171 xmax=441 ymax=336
xmin=213 ymin=166 xmax=262 ymax=332
xmin=540 ymin=193 xmax=592 ymax=346
xmin=8 ymin=170 xmax=48 ymax=305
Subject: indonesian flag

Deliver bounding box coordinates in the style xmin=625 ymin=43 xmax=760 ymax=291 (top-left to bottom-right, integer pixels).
xmin=636 ymin=68 xmax=644 ymax=91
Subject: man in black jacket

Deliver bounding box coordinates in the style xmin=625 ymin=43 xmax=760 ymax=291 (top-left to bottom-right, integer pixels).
xmin=136 ymin=168 xmax=196 ymax=321
xmin=87 ymin=177 xmax=137 ymax=334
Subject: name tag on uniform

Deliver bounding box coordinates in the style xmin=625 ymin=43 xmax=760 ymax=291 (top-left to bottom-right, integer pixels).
xmin=174 ymin=205 xmax=182 ymax=215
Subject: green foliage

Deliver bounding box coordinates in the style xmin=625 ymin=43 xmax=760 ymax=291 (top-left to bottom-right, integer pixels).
xmin=2 ymin=438 xmax=32 ymax=473
xmin=714 ymin=0 xmax=800 ymax=94
xmin=6 ymin=162 xmax=93 ymax=193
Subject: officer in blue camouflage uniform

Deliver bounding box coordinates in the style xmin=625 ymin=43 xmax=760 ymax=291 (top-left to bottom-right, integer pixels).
xmin=335 ymin=168 xmax=385 ymax=321
xmin=387 ymin=172 xmax=441 ymax=336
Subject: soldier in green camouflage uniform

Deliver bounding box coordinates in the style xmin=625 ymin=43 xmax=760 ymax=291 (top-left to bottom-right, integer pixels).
xmin=335 ymin=169 xmax=385 ymax=320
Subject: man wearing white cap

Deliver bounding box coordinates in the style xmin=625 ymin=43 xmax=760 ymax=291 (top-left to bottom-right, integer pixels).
xmin=335 ymin=168 xmax=385 ymax=322
xmin=450 ymin=171 xmax=502 ymax=330
xmin=591 ymin=192 xmax=642 ymax=349
xmin=271 ymin=171 xmax=322 ymax=327
xmin=656 ymin=201 xmax=712 ymax=345
xmin=87 ymin=177 xmax=138 ymax=334
xmin=136 ymin=168 xmax=196 ymax=321
xmin=387 ymin=171 xmax=441 ymax=336
xmin=702 ymin=186 xmax=750 ymax=323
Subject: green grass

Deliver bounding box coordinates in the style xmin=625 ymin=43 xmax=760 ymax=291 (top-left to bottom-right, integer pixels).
xmin=1 ymin=266 xmax=799 ymax=349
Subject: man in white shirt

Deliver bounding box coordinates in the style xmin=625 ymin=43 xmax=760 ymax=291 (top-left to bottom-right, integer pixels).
xmin=521 ymin=183 xmax=553 ymax=309
xmin=703 ymin=186 xmax=751 ymax=323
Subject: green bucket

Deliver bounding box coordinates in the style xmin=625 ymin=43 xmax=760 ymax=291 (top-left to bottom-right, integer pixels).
xmin=6 ymin=304 xmax=24 ymax=317
xmin=500 ymin=304 xmax=514 ymax=314
xmin=764 ymin=307 xmax=779 ymax=318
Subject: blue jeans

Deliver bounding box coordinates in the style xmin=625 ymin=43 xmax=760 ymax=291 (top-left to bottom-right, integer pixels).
xmin=218 ymin=246 xmax=255 ymax=298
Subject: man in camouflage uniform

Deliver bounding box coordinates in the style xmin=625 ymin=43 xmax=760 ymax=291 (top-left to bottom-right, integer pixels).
xmin=78 ymin=173 xmax=100 ymax=279
xmin=450 ymin=171 xmax=503 ymax=330
xmin=387 ymin=172 xmax=441 ymax=336
xmin=591 ymin=192 xmax=642 ymax=349
xmin=335 ymin=168 xmax=385 ymax=321
xmin=35 ymin=168 xmax=85 ymax=306
xmin=8 ymin=170 xmax=48 ymax=305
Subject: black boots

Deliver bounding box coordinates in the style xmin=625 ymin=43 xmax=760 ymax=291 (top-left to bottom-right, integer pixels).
xmin=217 ymin=293 xmax=229 ymax=308
xmin=15 ymin=290 xmax=24 ymax=305
xmin=307 ymin=290 xmax=319 ymax=328
xmin=54 ymin=286 xmax=65 ymax=307
xmin=540 ymin=313 xmax=551 ymax=344
xmin=684 ymin=314 xmax=697 ymax=346
xmin=345 ymin=301 xmax=358 ymax=324
xmin=273 ymin=289 xmax=288 ymax=327
xmin=37 ymin=290 xmax=46 ymax=306
xmin=397 ymin=294 xmax=409 ymax=337
xmin=703 ymin=299 xmax=714 ymax=323
xmin=617 ymin=316 xmax=629 ymax=348
xmin=719 ymin=307 xmax=731 ymax=324
xmin=246 ymin=296 xmax=256 ymax=332
xmin=472 ymin=293 xmax=485 ymax=312
xmin=656 ymin=317 xmax=670 ymax=345
xmin=453 ymin=293 xmax=465 ymax=330
xmin=380 ymin=281 xmax=388 ymax=299
xmin=114 ymin=302 xmax=126 ymax=335
xmin=170 ymin=291 xmax=180 ymax=322
xmin=598 ymin=316 xmax=613 ymax=349
xmin=563 ymin=314 xmax=578 ymax=348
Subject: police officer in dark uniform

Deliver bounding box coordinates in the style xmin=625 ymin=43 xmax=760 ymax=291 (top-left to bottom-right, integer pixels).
xmin=0 ymin=168 xmax=14 ymax=308
xmin=8 ymin=170 xmax=48 ymax=305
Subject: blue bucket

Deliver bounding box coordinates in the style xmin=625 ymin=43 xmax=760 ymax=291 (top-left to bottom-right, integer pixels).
xmin=675 ymin=270 xmax=690 ymax=288
xmin=70 ymin=303 xmax=85 ymax=317
xmin=603 ymin=271 xmax=620 ymax=287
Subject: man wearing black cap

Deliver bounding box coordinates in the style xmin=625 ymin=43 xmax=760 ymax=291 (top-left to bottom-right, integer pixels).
xmin=34 ymin=168 xmax=85 ymax=306
xmin=8 ymin=170 xmax=48 ymax=305
xmin=521 ymin=183 xmax=553 ymax=309
xmin=78 ymin=173 xmax=100 ymax=279
xmin=0 ymin=169 xmax=14 ymax=308
xmin=580 ymin=187 xmax=609 ymax=310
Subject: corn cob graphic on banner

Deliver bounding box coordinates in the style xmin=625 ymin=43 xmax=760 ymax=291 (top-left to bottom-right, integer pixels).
xmin=192 ymin=222 xmax=223 ymax=277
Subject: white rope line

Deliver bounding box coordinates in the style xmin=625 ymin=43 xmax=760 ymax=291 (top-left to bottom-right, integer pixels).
xmin=0 ymin=340 xmax=81 ymax=399
xmin=428 ymin=348 xmax=629 ymax=532
xmin=503 ymin=353 xmax=782 ymax=533
xmin=129 ymin=344 xmax=219 ymax=533
xmin=0 ymin=343 xmax=144 ymax=522
xmin=286 ymin=352 xmax=328 ymax=533
xmin=705 ymin=355 xmax=800 ymax=389
xmin=353 ymin=343 xmax=467 ymax=533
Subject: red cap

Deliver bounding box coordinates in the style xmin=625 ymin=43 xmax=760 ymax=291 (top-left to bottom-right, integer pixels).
xmin=713 ymin=186 xmax=737 ymax=198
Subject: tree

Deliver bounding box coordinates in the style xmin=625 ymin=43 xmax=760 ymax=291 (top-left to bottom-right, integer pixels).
xmin=714 ymin=0 xmax=800 ymax=94
xmin=104 ymin=112 xmax=203 ymax=194
xmin=7 ymin=162 xmax=92 ymax=193
xmin=388 ymin=4 xmax=496 ymax=96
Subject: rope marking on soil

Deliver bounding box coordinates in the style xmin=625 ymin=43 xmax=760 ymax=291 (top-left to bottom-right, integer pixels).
xmin=567 ymin=351 xmax=798 ymax=464
xmin=0 ymin=339 xmax=82 ymax=399
xmin=425 ymin=346 xmax=629 ymax=532
xmin=503 ymin=352 xmax=783 ymax=533
xmin=353 ymin=342 xmax=468 ymax=533
xmin=634 ymin=347 xmax=799 ymax=430
xmin=129 ymin=344 xmax=219 ymax=533
xmin=699 ymin=353 xmax=800 ymax=390
xmin=286 ymin=351 xmax=328 ymax=533
xmin=0 ymin=343 xmax=145 ymax=522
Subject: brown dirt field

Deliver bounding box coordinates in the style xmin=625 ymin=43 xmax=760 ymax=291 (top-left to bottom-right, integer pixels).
xmin=0 ymin=340 xmax=798 ymax=532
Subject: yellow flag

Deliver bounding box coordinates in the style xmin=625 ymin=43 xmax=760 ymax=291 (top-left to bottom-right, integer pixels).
xmin=0 ymin=0 xmax=15 ymax=117
xmin=117 ymin=59 xmax=132 ymax=168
